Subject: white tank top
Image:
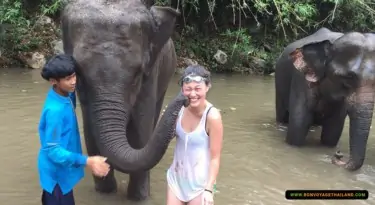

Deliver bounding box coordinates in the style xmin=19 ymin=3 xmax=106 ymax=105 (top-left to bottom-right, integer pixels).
xmin=166 ymin=102 xmax=213 ymax=202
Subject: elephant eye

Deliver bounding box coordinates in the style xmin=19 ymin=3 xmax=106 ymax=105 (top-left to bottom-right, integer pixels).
xmin=342 ymin=72 xmax=357 ymax=80
xmin=341 ymin=82 xmax=351 ymax=89
xmin=131 ymin=68 xmax=143 ymax=86
xmin=340 ymin=72 xmax=359 ymax=90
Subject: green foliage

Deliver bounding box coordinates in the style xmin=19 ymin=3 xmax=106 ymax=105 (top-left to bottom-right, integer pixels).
xmin=162 ymin=0 xmax=375 ymax=74
xmin=0 ymin=0 xmax=63 ymax=66
xmin=1 ymin=0 xmax=375 ymax=73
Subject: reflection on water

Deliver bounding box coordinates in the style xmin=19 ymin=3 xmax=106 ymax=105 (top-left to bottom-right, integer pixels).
xmin=0 ymin=68 xmax=374 ymax=205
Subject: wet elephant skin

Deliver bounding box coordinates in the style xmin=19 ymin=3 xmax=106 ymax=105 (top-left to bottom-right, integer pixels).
xmin=60 ymin=0 xmax=184 ymax=201
xmin=275 ymin=28 xmax=375 ymax=171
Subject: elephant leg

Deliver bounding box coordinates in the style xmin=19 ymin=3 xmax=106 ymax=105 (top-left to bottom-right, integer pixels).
xmin=126 ymin=120 xmax=151 ymax=201
xmin=81 ymin=106 xmax=117 ymax=193
xmin=153 ymin=91 xmax=167 ymax=126
xmin=286 ymin=78 xmax=313 ymax=146
xmin=275 ymin=73 xmax=290 ymax=123
xmin=127 ymin=91 xmax=167 ymax=201
xmin=320 ymin=103 xmax=347 ymax=147
xmin=127 ymin=171 xmax=150 ymax=201
xmin=276 ymin=97 xmax=289 ymax=124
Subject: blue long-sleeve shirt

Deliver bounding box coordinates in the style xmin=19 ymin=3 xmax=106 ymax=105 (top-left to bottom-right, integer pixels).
xmin=37 ymin=87 xmax=87 ymax=195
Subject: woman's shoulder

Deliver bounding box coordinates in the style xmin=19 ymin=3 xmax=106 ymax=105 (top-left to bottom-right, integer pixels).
xmin=205 ymin=104 xmax=223 ymax=134
xmin=206 ymin=103 xmax=222 ymax=122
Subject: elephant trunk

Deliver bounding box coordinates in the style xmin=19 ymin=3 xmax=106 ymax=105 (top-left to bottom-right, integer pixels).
xmin=92 ymin=91 xmax=188 ymax=173
xmin=334 ymin=84 xmax=374 ymax=171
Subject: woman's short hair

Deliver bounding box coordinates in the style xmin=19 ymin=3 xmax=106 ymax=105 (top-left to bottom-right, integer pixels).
xmin=178 ymin=65 xmax=211 ymax=86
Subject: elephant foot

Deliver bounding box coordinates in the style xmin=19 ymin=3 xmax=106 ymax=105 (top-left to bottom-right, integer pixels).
xmin=320 ymin=138 xmax=339 ymax=148
xmin=93 ymin=173 xmax=118 ymax=194
xmin=127 ymin=171 xmax=150 ymax=201
xmin=285 ymin=129 xmax=308 ymax=147
xmin=285 ymin=137 xmax=305 ymax=147
xmin=127 ymin=190 xmax=149 ymax=201
xmin=276 ymin=112 xmax=289 ymax=124
xmin=320 ymin=127 xmax=342 ymax=148
xmin=331 ymin=151 xmax=362 ymax=171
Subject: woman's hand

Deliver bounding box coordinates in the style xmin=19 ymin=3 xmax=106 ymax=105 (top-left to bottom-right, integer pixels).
xmin=202 ymin=190 xmax=214 ymax=205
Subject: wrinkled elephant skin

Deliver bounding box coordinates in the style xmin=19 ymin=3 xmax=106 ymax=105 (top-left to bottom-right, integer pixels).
xmin=61 ymin=0 xmax=182 ymax=201
xmin=275 ymin=28 xmax=375 ymax=171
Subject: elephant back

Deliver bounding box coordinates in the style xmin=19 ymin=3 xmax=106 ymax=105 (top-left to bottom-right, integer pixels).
xmin=280 ymin=28 xmax=344 ymax=59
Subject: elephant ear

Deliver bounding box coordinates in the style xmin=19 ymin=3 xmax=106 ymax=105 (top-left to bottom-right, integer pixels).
xmin=145 ymin=6 xmax=180 ymax=72
xmin=290 ymin=48 xmax=306 ymax=72
xmin=289 ymin=40 xmax=332 ymax=83
xmin=150 ymin=6 xmax=180 ymax=45
xmin=142 ymin=0 xmax=155 ymax=8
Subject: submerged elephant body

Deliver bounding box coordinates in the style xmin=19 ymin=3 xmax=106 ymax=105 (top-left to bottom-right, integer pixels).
xmin=275 ymin=28 xmax=344 ymax=144
xmin=61 ymin=0 xmax=183 ymax=200
xmin=275 ymin=27 xmax=375 ymax=171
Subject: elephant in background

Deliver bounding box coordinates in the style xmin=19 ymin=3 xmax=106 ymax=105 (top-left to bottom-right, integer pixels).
xmin=275 ymin=28 xmax=343 ymax=143
xmin=275 ymin=27 xmax=375 ymax=171
xmin=61 ymin=0 xmax=185 ymax=201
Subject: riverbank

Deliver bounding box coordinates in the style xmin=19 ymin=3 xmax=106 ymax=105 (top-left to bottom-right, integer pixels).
xmin=0 ymin=15 xmax=280 ymax=75
xmin=2 ymin=0 xmax=374 ymax=76
xmin=1 ymin=67 xmax=375 ymax=205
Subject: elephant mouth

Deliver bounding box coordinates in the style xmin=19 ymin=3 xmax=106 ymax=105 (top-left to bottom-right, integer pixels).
xmin=305 ymin=71 xmax=318 ymax=82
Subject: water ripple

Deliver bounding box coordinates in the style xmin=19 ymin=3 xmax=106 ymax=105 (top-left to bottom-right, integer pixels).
xmin=0 ymin=70 xmax=374 ymax=205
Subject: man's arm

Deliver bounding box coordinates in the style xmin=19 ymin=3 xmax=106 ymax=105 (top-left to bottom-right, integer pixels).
xmin=44 ymin=108 xmax=87 ymax=167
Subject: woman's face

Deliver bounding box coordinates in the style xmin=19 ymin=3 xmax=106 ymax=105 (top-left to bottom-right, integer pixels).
xmin=181 ymin=76 xmax=210 ymax=108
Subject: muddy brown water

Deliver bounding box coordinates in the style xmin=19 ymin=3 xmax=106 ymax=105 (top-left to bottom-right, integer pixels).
xmin=0 ymin=68 xmax=374 ymax=205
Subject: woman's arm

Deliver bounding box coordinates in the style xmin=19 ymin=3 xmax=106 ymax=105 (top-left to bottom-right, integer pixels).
xmin=205 ymin=107 xmax=223 ymax=191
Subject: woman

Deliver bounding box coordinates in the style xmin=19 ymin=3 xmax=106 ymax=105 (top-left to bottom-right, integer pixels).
xmin=166 ymin=65 xmax=224 ymax=205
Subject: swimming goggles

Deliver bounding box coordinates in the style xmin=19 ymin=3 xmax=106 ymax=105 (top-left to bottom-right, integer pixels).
xmin=178 ymin=74 xmax=207 ymax=86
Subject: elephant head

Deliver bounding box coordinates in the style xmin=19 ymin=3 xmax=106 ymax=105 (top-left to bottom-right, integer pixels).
xmin=61 ymin=0 xmax=183 ymax=172
xmin=290 ymin=39 xmax=360 ymax=101
xmin=289 ymin=32 xmax=375 ymax=171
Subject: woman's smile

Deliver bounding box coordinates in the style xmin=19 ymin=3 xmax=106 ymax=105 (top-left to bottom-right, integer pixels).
xmin=190 ymin=97 xmax=199 ymax=102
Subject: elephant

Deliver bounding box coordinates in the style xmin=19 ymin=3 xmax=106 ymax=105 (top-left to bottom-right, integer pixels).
xmin=275 ymin=27 xmax=375 ymax=171
xmin=60 ymin=0 xmax=185 ymax=201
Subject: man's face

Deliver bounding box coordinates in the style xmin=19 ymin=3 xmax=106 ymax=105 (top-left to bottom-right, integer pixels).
xmin=51 ymin=73 xmax=77 ymax=93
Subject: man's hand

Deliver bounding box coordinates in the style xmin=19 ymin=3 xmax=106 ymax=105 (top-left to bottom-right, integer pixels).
xmin=87 ymin=156 xmax=110 ymax=177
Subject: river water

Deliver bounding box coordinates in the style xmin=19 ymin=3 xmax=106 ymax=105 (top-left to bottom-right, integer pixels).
xmin=0 ymin=68 xmax=374 ymax=205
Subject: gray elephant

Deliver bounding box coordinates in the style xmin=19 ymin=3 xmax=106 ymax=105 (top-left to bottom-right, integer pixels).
xmin=61 ymin=0 xmax=185 ymax=201
xmin=275 ymin=27 xmax=375 ymax=171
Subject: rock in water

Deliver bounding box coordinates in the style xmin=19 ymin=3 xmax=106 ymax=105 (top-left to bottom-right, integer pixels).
xmin=26 ymin=52 xmax=46 ymax=69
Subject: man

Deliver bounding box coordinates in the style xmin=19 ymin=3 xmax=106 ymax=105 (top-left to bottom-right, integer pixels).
xmin=38 ymin=54 xmax=110 ymax=205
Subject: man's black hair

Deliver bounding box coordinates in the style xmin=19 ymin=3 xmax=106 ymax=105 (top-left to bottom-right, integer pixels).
xmin=41 ymin=54 xmax=78 ymax=81
xmin=179 ymin=64 xmax=211 ymax=85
